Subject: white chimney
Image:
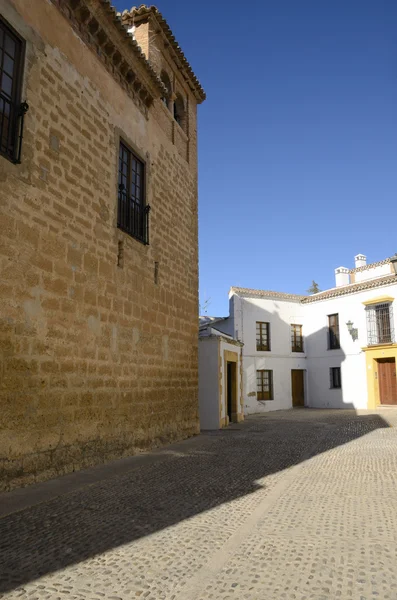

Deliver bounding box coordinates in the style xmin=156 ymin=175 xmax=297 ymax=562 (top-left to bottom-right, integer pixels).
xmin=335 ymin=267 xmax=350 ymax=287
xmin=354 ymin=254 xmax=367 ymax=268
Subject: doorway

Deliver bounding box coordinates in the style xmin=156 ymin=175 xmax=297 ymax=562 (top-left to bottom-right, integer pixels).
xmin=291 ymin=369 xmax=305 ymax=407
xmin=378 ymin=358 xmax=397 ymax=405
xmin=226 ymin=361 xmax=237 ymax=422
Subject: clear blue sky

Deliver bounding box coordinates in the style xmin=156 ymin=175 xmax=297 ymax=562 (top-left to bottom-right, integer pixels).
xmin=114 ymin=1 xmax=397 ymax=316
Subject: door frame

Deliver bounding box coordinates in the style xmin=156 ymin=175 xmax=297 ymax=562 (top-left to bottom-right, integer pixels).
xmin=377 ymin=357 xmax=397 ymax=406
xmin=291 ymin=369 xmax=305 ymax=407
xmin=223 ymin=350 xmax=239 ymax=424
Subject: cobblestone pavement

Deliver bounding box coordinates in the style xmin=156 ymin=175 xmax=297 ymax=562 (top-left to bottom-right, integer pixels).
xmin=1 ymin=409 xmax=397 ymax=600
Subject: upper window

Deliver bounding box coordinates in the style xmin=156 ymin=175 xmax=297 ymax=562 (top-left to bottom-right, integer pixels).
xmin=118 ymin=141 xmax=150 ymax=245
xmin=257 ymin=370 xmax=273 ymax=400
xmin=160 ymin=70 xmax=171 ymax=108
xmin=173 ymin=93 xmax=186 ymax=131
xmin=256 ymin=321 xmax=270 ymax=351
xmin=0 ymin=17 xmax=27 ymax=163
xmin=291 ymin=324 xmax=303 ymax=352
xmin=366 ymin=302 xmax=394 ymax=346
xmin=330 ymin=367 xmax=341 ymax=389
xmin=328 ymin=314 xmax=340 ymax=350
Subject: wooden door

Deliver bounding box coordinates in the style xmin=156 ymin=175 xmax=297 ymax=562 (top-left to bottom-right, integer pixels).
xmin=292 ymin=370 xmax=305 ymax=407
xmin=378 ymin=359 xmax=397 ymax=405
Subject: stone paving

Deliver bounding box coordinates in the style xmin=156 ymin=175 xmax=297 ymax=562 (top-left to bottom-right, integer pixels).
xmin=1 ymin=409 xmax=397 ymax=600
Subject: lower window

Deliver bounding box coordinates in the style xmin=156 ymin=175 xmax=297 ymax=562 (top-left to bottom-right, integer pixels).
xmin=118 ymin=140 xmax=150 ymax=244
xmin=330 ymin=367 xmax=341 ymax=389
xmin=257 ymin=369 xmax=273 ymax=400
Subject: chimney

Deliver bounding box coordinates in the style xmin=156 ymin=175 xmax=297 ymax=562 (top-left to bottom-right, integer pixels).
xmin=335 ymin=267 xmax=350 ymax=287
xmin=354 ymin=254 xmax=367 ymax=268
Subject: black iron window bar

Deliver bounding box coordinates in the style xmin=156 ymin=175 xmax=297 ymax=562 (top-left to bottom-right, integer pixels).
xmin=0 ymin=93 xmax=29 ymax=164
xmin=117 ymin=184 xmax=150 ymax=245
xmin=366 ymin=303 xmax=395 ymax=346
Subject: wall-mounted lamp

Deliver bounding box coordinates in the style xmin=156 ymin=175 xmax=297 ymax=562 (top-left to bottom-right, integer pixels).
xmin=346 ymin=320 xmax=358 ymax=341
xmin=391 ymin=254 xmax=397 ymax=275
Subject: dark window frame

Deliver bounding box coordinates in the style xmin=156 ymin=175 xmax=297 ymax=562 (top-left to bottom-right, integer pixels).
xmin=257 ymin=369 xmax=273 ymax=400
xmin=0 ymin=16 xmax=28 ymax=164
xmin=291 ymin=324 xmax=304 ymax=352
xmin=117 ymin=139 xmax=150 ymax=245
xmin=328 ymin=314 xmax=340 ymax=350
xmin=256 ymin=321 xmax=270 ymax=351
xmin=330 ymin=367 xmax=341 ymax=389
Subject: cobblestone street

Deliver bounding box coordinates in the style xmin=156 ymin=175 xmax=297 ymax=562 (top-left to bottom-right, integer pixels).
xmin=1 ymin=409 xmax=397 ymax=600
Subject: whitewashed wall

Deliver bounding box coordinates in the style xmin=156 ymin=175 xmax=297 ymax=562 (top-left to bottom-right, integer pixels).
xmin=198 ymin=337 xmax=220 ymax=429
xmin=231 ymin=295 xmax=306 ymax=414
xmin=354 ymin=263 xmax=392 ymax=283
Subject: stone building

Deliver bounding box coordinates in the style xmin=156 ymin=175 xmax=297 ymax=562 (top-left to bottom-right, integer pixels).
xmin=0 ymin=0 xmax=205 ymax=490
xmin=200 ymin=254 xmax=397 ymax=419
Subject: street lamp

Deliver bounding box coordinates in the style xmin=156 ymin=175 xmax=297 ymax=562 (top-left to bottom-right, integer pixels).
xmin=346 ymin=320 xmax=358 ymax=341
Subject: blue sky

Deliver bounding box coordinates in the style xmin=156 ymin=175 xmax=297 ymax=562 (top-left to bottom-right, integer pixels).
xmin=114 ymin=1 xmax=397 ymax=316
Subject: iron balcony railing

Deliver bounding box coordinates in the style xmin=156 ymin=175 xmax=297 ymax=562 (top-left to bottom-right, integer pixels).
xmin=0 ymin=93 xmax=29 ymax=164
xmin=117 ymin=185 xmax=151 ymax=245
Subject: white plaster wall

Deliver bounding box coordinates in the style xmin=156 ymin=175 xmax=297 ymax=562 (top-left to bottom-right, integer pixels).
xmin=354 ymin=264 xmax=392 ymax=282
xmin=219 ymin=339 xmax=243 ymax=422
xmin=231 ymin=295 xmax=306 ymax=414
xmin=304 ymin=281 xmax=397 ymax=409
xmin=198 ymin=337 xmax=220 ymax=430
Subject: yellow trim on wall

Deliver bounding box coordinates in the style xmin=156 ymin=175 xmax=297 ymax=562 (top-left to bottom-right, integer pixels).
xmin=362 ymin=296 xmax=394 ymax=306
xmin=364 ymin=346 xmax=397 ymax=409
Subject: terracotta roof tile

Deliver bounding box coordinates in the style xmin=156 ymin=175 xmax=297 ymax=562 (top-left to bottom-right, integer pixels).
xmin=100 ymin=0 xmax=167 ymax=96
xmin=349 ymin=257 xmax=391 ymax=274
xmin=231 ymin=275 xmax=397 ymax=305
xmin=124 ymin=5 xmax=206 ymax=102
xmin=230 ymin=287 xmax=306 ymax=302
xmin=302 ymin=274 xmax=396 ymax=303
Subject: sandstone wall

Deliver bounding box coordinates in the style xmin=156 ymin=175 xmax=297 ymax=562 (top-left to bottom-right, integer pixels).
xmin=0 ymin=0 xmax=200 ymax=490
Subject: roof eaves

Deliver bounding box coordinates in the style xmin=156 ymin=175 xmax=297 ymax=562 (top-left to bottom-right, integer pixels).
xmin=128 ymin=4 xmax=206 ymax=102
xmin=302 ymin=275 xmax=397 ymax=303
xmin=349 ymin=257 xmax=391 ymax=274
xmin=100 ymin=0 xmax=168 ymax=97
xmin=230 ymin=286 xmax=306 ymax=302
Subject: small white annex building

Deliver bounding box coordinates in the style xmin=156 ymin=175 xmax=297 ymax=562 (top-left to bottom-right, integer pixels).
xmin=200 ymin=254 xmax=397 ymax=419
xmin=199 ymin=317 xmax=244 ymax=429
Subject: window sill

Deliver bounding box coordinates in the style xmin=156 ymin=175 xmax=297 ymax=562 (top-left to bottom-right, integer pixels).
xmin=117 ymin=225 xmax=149 ymax=247
xmin=159 ymin=99 xmax=174 ymax=121
xmin=174 ymin=120 xmax=188 ymax=140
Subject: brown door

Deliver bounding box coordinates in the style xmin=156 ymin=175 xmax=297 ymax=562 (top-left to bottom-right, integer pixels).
xmin=378 ymin=359 xmax=397 ymax=405
xmin=292 ymin=370 xmax=305 ymax=407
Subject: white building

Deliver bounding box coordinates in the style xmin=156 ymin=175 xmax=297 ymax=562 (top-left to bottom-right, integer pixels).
xmin=202 ymin=254 xmax=397 ymax=419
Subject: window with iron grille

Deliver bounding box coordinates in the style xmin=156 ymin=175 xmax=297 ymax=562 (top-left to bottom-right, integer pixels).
xmin=257 ymin=370 xmax=273 ymax=400
xmin=330 ymin=367 xmax=341 ymax=389
xmin=256 ymin=321 xmax=270 ymax=351
xmin=328 ymin=314 xmax=340 ymax=349
xmin=118 ymin=141 xmax=150 ymax=245
xmin=366 ymin=303 xmax=394 ymax=346
xmin=291 ymin=324 xmax=303 ymax=352
xmin=0 ymin=17 xmax=28 ymax=164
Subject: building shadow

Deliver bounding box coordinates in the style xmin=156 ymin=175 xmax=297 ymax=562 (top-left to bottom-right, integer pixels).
xmin=0 ymin=408 xmax=391 ymax=593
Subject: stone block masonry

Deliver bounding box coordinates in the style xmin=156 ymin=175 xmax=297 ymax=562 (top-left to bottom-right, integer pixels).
xmin=0 ymin=0 xmax=205 ymax=490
